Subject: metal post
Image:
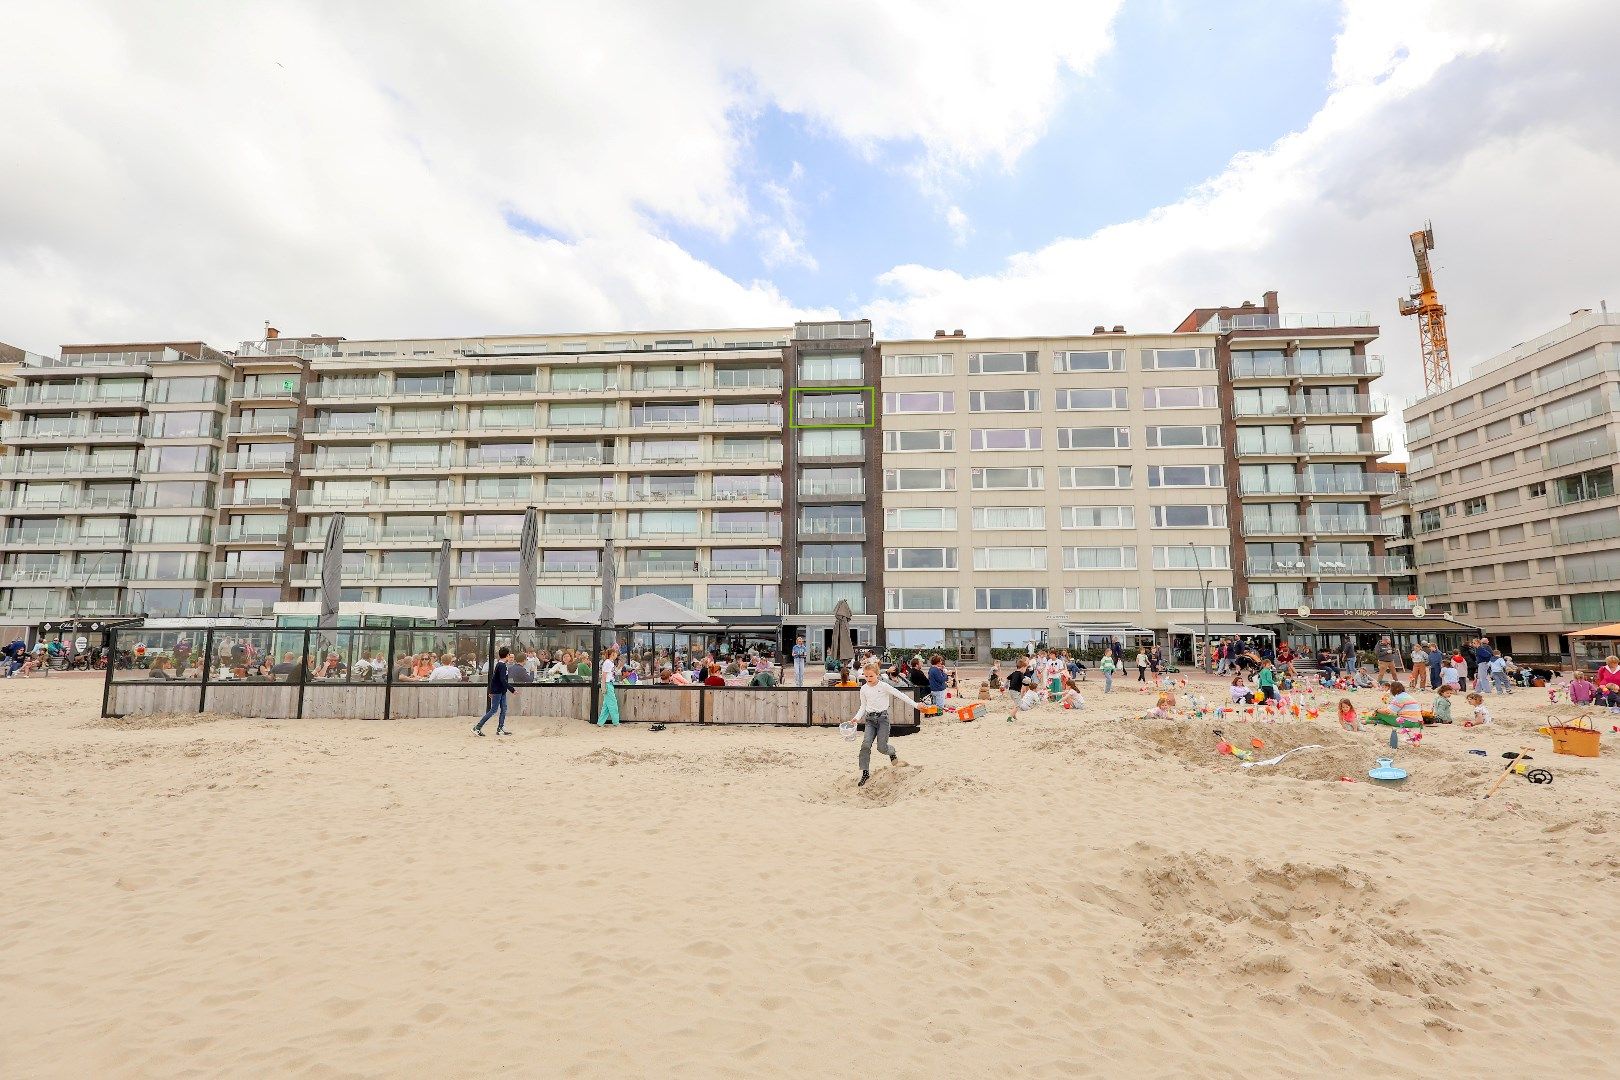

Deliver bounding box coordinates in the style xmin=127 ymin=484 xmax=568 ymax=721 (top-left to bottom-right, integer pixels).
xmin=1189 ymin=542 xmax=1211 ymax=673
xmin=295 ymin=628 xmax=309 ymax=719
xmin=198 ymin=628 xmax=214 ymax=713
xmin=588 ymin=625 xmax=601 ymax=724
xmin=383 ymin=625 xmax=396 ymax=720
xmin=100 ymin=626 xmax=116 ymax=718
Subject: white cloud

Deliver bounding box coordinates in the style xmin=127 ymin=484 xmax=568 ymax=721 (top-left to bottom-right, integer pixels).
xmin=0 ymin=0 xmax=1115 ymax=352
xmin=866 ymin=0 xmax=1620 ymax=451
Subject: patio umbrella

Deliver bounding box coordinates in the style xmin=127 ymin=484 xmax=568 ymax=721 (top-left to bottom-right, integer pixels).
xmin=436 ymin=536 xmax=451 ymax=625
xmin=597 ymin=534 xmax=619 ymax=726
xmin=832 ymin=598 xmax=853 ymax=665
xmin=517 ymin=505 xmax=538 ymax=630
xmin=319 ymin=512 xmax=344 ymax=629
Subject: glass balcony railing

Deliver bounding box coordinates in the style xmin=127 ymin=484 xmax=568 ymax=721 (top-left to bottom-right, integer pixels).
xmin=1232 ymin=395 xmax=1385 ymax=418
xmin=799 ymin=557 xmax=866 ymax=575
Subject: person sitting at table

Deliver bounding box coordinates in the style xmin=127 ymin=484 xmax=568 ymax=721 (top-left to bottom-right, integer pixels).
xmin=428 ymin=653 xmax=463 ymax=682
xmin=411 ymin=652 xmax=435 ymax=680
xmin=148 ymin=656 xmax=174 ymax=680
xmin=270 ymin=652 xmax=299 ymax=678
xmin=703 ymin=663 xmax=726 ymax=687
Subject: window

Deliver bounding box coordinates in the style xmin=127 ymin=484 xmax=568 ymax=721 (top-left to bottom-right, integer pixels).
xmin=1155 ymin=587 xmax=1234 ymax=610
xmin=969 ymin=389 xmax=1039 ymax=412
xmin=1497 ymin=521 xmax=1524 ymax=542
xmin=1147 ymin=425 xmax=1220 ymax=448
xmin=148 ymin=376 xmax=222 ymax=404
xmin=1406 ymin=416 xmax=1432 ymax=441
xmin=884 ymin=429 xmax=954 ymax=453
xmin=883 ymin=353 xmax=953 ymax=377
xmin=886 ymin=547 xmax=958 ymax=571
xmin=145 ymin=445 xmax=215 ymax=472
xmin=1143 ymin=347 xmax=1213 ymax=370
xmin=972 ymin=506 xmax=1045 ymax=530
xmin=549 ymin=367 xmax=616 ymax=392
xmin=1466 ymin=530 xmax=1491 ymax=550
xmin=149 ymin=411 xmax=219 ymax=439
xmin=971 ymin=466 xmax=1043 ymax=490
xmin=1471 ymin=565 xmax=1496 ymax=583
xmin=885 ymin=587 xmax=958 ymax=611
xmin=883 ymin=391 xmax=954 ymax=414
xmin=798 ymin=429 xmax=861 ymax=458
xmin=968 ymin=351 xmax=1037 ymax=375
xmin=1148 ymin=464 xmax=1223 ymax=487
xmin=970 ymin=427 xmax=1043 ymax=451
xmin=1463 ymin=496 xmax=1488 ymax=516
xmin=1503 ymin=560 xmax=1531 ymax=580
xmin=1153 ymin=546 xmax=1230 ymax=569
xmin=1055 ymin=350 xmax=1123 ymax=372
xmin=1545 ymin=596 xmax=1563 ymax=610
xmin=1528 ymin=481 xmax=1547 ymax=498
xmin=1061 ymin=505 xmax=1134 ymax=529
xmin=1059 ymin=465 xmax=1132 ymax=489
xmin=973 ymin=547 xmax=1048 ymax=571
xmin=975 ymin=587 xmax=1047 ymax=611
xmin=1519 ymin=410 xmax=1536 ymax=426
xmin=1482 ymin=383 xmax=1509 ymax=406
xmin=799 ymin=354 xmax=863 ymax=382
xmin=139 ymin=481 xmax=214 ymax=508
xmin=1150 ymin=504 xmax=1226 ymax=528
xmin=885 ymin=507 xmax=959 ymax=531
xmin=1452 ymin=396 xmax=1477 ymax=417
xmin=1455 ymin=429 xmax=1479 ymax=450
xmin=1409 ymin=449 xmax=1436 ymax=473
xmin=1056 ymin=388 xmax=1127 ymax=411
xmin=1485 ymin=418 xmax=1511 ymax=441
xmin=549 ymin=403 xmax=608 ymax=426
xmin=1144 ymin=386 xmax=1218 ymax=409
xmin=1489 ymin=453 xmax=1516 ymax=475
xmin=1064 ymin=587 xmax=1139 ymax=611
xmin=1458 ymin=463 xmax=1483 ymax=483
xmin=1063 ymin=546 xmax=1137 ymax=570
xmin=1554 ymin=467 xmax=1616 ymax=506
xmin=1058 ymin=427 xmax=1130 ymax=449
xmin=883 ymin=468 xmax=955 ymax=491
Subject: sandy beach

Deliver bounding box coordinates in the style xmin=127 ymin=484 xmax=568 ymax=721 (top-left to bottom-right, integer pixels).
xmin=4 ymin=672 xmax=1619 ymax=1078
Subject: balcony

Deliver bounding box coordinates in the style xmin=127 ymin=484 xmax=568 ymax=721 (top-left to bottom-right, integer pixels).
xmin=1300 ymin=473 xmax=1400 ymax=495
xmin=6 ymin=385 xmax=148 ymax=408
xmin=5 ymin=495 xmax=136 ymax=514
xmin=1305 ymin=514 xmax=1401 ymax=536
xmin=217 ymin=493 xmax=292 ymax=510
xmin=710 ymin=560 xmax=782 ymax=577
xmin=3 ymin=420 xmax=139 ymax=441
xmin=1245 ymin=556 xmax=1411 ymax=577
xmin=222 ymin=453 xmax=295 ymax=472
xmin=712 ymin=369 xmax=782 ymax=390
xmin=1239 ymin=476 xmax=1303 ymax=495
xmin=220 ymin=526 xmax=289 ymax=545
xmin=798 ymin=479 xmax=865 ymax=498
xmin=0 ymin=457 xmax=139 ymax=478
xmin=1541 ymin=394 xmax=1614 ymax=434
xmin=797 ymin=518 xmax=865 ymax=537
xmin=545 ymin=450 xmax=612 ymax=466
xmin=1200 ymin=311 xmax=1373 ymax=333
xmin=799 ymin=557 xmax=866 ymax=576
xmin=629 ymin=373 xmax=701 ymax=391
xmin=1229 ymin=354 xmax=1385 ymax=379
xmin=230 ymin=383 xmax=302 ymax=402
xmin=1232 ymin=394 xmax=1385 ymax=418
xmin=629 ymin=409 xmax=702 ymax=428
xmin=1309 ymin=592 xmax=1424 ymax=611
xmin=1558 ymin=557 xmax=1620 ymax=585
xmin=1546 ymin=433 xmax=1615 ymax=470
xmin=307 ymin=415 xmax=383 ymax=435
xmin=1234 ymin=433 xmax=1391 ymax=457
xmin=797 ymin=400 xmax=868 ymax=423
xmin=1241 ymin=517 xmax=1304 ymax=536
xmin=0 ymin=597 xmax=146 ymax=620
xmin=211 ymin=562 xmax=287 ymax=581
xmin=3 ymin=527 xmax=131 ymax=548
xmin=797 ymin=445 xmax=864 ymax=462
xmin=1555 ymin=517 xmax=1620 ymax=546
xmin=3 ymin=561 xmax=124 ymax=584
xmin=36 ymin=349 xmax=172 ymax=372
xmin=227 ymin=416 xmax=298 ymax=436
xmin=308 ymin=380 xmax=389 ymax=400
xmin=466 ymin=376 xmax=539 ymax=396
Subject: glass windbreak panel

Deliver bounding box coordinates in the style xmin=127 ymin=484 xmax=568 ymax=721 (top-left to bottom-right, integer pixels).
xmin=390 ymin=630 xmax=492 ymax=683
xmin=209 ymin=630 xmax=312 ymax=684
xmin=496 ymin=628 xmax=598 ymax=683
xmin=303 ymin=629 xmax=394 ymax=684
xmin=111 ymin=630 xmax=206 ymax=681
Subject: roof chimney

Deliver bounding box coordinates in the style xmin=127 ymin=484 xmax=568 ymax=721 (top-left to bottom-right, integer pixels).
xmin=1092 ymin=325 xmax=1106 ymax=334
xmin=1239 ymin=301 xmax=1255 ymax=310
xmin=1112 ymin=325 xmax=1125 ymax=334
xmin=1261 ymin=290 xmax=1279 ymax=312
xmin=265 ymin=326 xmax=279 ymax=339
xmin=953 ymin=329 xmax=964 ymax=337
xmin=934 ymin=330 xmax=947 ymax=338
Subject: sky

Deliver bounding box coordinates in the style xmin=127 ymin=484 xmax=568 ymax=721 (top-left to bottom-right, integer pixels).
xmin=4 ymin=0 xmax=1620 ymax=455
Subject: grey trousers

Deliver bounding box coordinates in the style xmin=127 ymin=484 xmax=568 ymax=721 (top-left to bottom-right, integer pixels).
xmin=859 ymin=711 xmax=895 ymax=773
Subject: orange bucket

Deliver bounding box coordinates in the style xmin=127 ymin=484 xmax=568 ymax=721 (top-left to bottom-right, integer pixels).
xmin=956 ymin=702 xmax=981 ymax=721
xmin=1547 ymin=716 xmax=1602 ymax=758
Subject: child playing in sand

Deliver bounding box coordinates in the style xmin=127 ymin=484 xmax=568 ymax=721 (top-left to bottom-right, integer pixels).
xmin=1229 ymin=675 xmax=1248 ymax=704
xmin=1099 ymin=651 xmax=1116 ymax=693
xmin=1337 ymin=698 xmax=1362 ymax=731
xmin=1570 ymin=671 xmax=1595 ymax=706
xmin=850 ymin=661 xmax=922 ymax=787
xmin=1466 ymin=691 xmax=1492 ymax=726
xmin=1060 ymin=676 xmax=1085 ymax=710
xmin=1388 ymin=681 xmax=1422 ymax=728
xmin=1427 ymin=684 xmax=1454 ymax=724
xmin=1018 ymin=682 xmax=1043 ymax=711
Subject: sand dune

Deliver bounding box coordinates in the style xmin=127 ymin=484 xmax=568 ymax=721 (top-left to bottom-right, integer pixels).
xmin=3 ymin=673 xmax=1617 ymax=1077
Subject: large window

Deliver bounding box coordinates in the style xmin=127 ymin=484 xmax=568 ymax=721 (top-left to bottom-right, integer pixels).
xmin=972 ymin=506 xmax=1045 ymax=530
xmin=1143 ymin=348 xmax=1214 ymax=370
xmin=885 ymin=507 xmax=959 ymax=531
xmin=549 ymin=367 xmax=616 ymax=392
xmin=882 ymin=391 xmax=955 ymax=414
xmin=886 ymin=547 xmax=958 ymax=571
xmin=1061 ymin=505 xmax=1134 ymax=529
xmin=975 ymin=587 xmax=1046 ymax=611
xmin=139 ymin=481 xmax=214 ymax=508
xmin=1155 ymin=587 xmax=1233 ymax=610
xmin=1064 ymin=587 xmax=1139 ymax=611
xmin=801 ymin=583 xmax=867 ymax=615
xmin=884 ymin=428 xmax=954 ymax=453
xmin=1058 ymin=426 xmax=1130 ymax=450
xmin=1143 ymin=386 xmax=1218 ymax=409
xmin=969 ymin=389 xmax=1039 ymax=412
xmin=1054 ymin=350 xmax=1123 ymax=372
xmin=799 ymin=354 xmax=864 ymax=382
xmin=971 ymin=428 xmax=1043 ymax=451
xmin=1150 ymin=504 xmax=1227 ymax=528
xmin=971 ymin=466 xmax=1043 ymax=490
xmin=1148 ymin=464 xmax=1224 ymax=487
xmin=1056 ymin=388 xmax=1127 ymax=411
xmin=968 ymin=352 xmax=1037 ymax=375
xmin=973 ymin=547 xmax=1048 ymax=571
xmin=799 ymin=429 xmax=863 ymax=458
xmin=1153 ymin=546 xmax=1230 ymax=569
xmin=883 ymin=468 xmax=955 ymax=491
xmin=883 ymin=353 xmax=953 ymax=377
xmin=549 ymin=403 xmax=609 ymax=426
xmin=1147 ymin=425 xmax=1220 ymax=448
xmin=1059 ymin=465 xmax=1132 ymax=489
xmin=1063 ymin=546 xmax=1137 ymax=570
xmin=884 ymin=587 xmax=958 ymax=611
xmin=148 ymin=411 xmax=220 ymax=439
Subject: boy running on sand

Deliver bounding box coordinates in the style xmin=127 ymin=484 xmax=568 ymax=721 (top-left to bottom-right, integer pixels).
xmin=851 ymin=661 xmax=921 ymax=788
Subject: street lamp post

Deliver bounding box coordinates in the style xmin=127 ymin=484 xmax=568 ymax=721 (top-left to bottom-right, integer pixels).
xmin=1189 ymin=542 xmax=1211 ymax=673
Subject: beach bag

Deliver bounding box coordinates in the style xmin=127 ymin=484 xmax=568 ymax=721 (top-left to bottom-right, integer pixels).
xmin=1542 ymin=715 xmax=1601 ymax=758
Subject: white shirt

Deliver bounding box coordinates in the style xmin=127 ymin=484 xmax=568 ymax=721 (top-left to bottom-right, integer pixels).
xmin=427 ymin=663 xmax=463 ymax=682
xmin=853 ymin=679 xmax=920 ymax=721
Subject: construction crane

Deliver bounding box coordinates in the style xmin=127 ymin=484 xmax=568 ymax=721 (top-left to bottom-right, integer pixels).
xmin=1398 ymin=221 xmax=1453 ymax=394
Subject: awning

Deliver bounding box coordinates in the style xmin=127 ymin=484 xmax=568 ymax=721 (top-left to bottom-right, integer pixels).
xmin=1059 ymin=623 xmax=1156 ymax=638
xmin=1569 ymin=621 xmax=1620 ymax=639
xmin=1282 ymin=613 xmax=1482 ymax=635
xmin=1167 ymin=621 xmax=1275 ymax=638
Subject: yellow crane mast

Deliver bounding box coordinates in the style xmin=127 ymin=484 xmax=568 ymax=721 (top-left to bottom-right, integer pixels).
xmin=1398 ymin=221 xmax=1452 ymax=394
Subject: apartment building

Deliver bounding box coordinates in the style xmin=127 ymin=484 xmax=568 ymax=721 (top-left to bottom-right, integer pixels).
xmin=876 ymin=327 xmax=1239 ymax=656
xmin=1177 ymin=292 xmax=1408 ymax=630
xmin=1403 ymin=309 xmax=1620 ymax=659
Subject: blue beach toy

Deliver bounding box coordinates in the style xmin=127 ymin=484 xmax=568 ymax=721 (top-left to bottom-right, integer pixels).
xmin=1368 ymin=757 xmax=1407 ymax=783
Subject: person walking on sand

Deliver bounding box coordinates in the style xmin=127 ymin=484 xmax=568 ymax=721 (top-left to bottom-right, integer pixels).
xmin=597 ymin=646 xmax=621 ymax=725
xmin=791 ymin=634 xmax=807 ymax=686
xmin=1100 ymin=649 xmax=1116 ymax=693
xmin=851 ymin=660 xmax=921 ymax=788
xmin=1136 ymin=647 xmax=1149 ymax=683
xmin=473 ymin=646 xmax=517 ymax=736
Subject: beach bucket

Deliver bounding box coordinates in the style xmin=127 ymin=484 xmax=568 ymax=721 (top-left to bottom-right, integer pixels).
xmin=956 ymin=702 xmax=981 ymax=721
xmin=1546 ymin=716 xmax=1601 ymax=758
xmin=838 ymin=721 xmax=858 ymax=741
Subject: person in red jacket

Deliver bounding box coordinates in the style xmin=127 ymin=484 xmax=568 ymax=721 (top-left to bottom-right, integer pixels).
xmin=1595 ymin=655 xmax=1620 ymax=707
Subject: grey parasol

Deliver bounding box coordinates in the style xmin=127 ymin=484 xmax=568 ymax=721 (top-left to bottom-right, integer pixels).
xmin=832 ymin=597 xmax=854 ymax=664
xmin=516 ymin=505 xmax=538 ymax=629
xmin=319 ymin=512 xmax=344 ymax=629
xmin=436 ymin=536 xmax=451 ymax=625
xmin=599 ymin=533 xmax=617 ymax=632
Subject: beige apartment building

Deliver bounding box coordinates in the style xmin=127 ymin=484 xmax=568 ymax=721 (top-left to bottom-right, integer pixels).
xmin=877 ymin=329 xmax=1239 ymax=656
xmin=1404 ymin=309 xmax=1620 ymax=660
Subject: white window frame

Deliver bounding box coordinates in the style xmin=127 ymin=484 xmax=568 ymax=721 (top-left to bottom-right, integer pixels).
xmin=1059 ymin=465 xmax=1133 ymax=489
xmin=1150 ymin=504 xmax=1228 ymax=528
xmin=1155 ymin=586 xmax=1234 ymax=611
xmin=882 ymin=468 xmax=956 ymax=492
xmin=1147 ymin=464 xmax=1224 ymax=487
xmin=1143 ymin=347 xmax=1215 ymax=370
xmin=885 ymin=547 xmax=959 ymax=571
xmin=1146 ymin=425 xmax=1221 ymax=448
xmin=882 ymin=391 xmax=955 ymax=414
xmin=1060 ymin=505 xmax=1135 ymax=529
xmin=969 ymin=389 xmax=1040 ymax=413
xmin=1056 ymin=388 xmax=1127 ymax=411
xmin=1057 ymin=426 xmax=1130 ymax=450
xmin=884 ymin=587 xmax=960 ymax=612
xmin=974 ymin=587 xmax=1048 ymax=612
xmin=970 ymin=427 xmax=1043 ymax=452
xmin=883 ymin=429 xmax=955 ymax=453
xmin=884 ymin=507 xmax=959 ymax=531
xmin=882 ymin=353 xmax=954 ymax=378
xmin=968 ymin=352 xmax=1038 ymax=375
xmin=971 ymin=466 xmax=1044 ymax=490
xmin=1143 ymin=385 xmax=1219 ymax=409
xmin=1063 ymin=587 xmax=1141 ymax=612
xmin=1054 ymin=350 xmax=1123 ymax=373
xmin=972 ymin=547 xmax=1049 ymax=571
xmin=1062 ymin=546 xmax=1138 ymax=570
xmin=971 ymin=506 xmax=1046 ymax=531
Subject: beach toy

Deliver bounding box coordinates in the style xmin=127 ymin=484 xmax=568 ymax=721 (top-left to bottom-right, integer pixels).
xmin=955 ymin=702 xmax=981 ymax=722
xmin=1251 ymin=737 xmax=1266 ymax=750
xmin=1241 ymin=744 xmax=1324 ymax=769
xmin=1368 ymin=757 xmax=1407 ymax=783
xmin=1216 ymin=741 xmax=1234 ymax=755
xmin=1467 ymin=748 xmax=1487 ymax=756
xmin=1233 ymin=748 xmax=1255 ymax=762
xmin=838 ymin=721 xmax=858 ymax=741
